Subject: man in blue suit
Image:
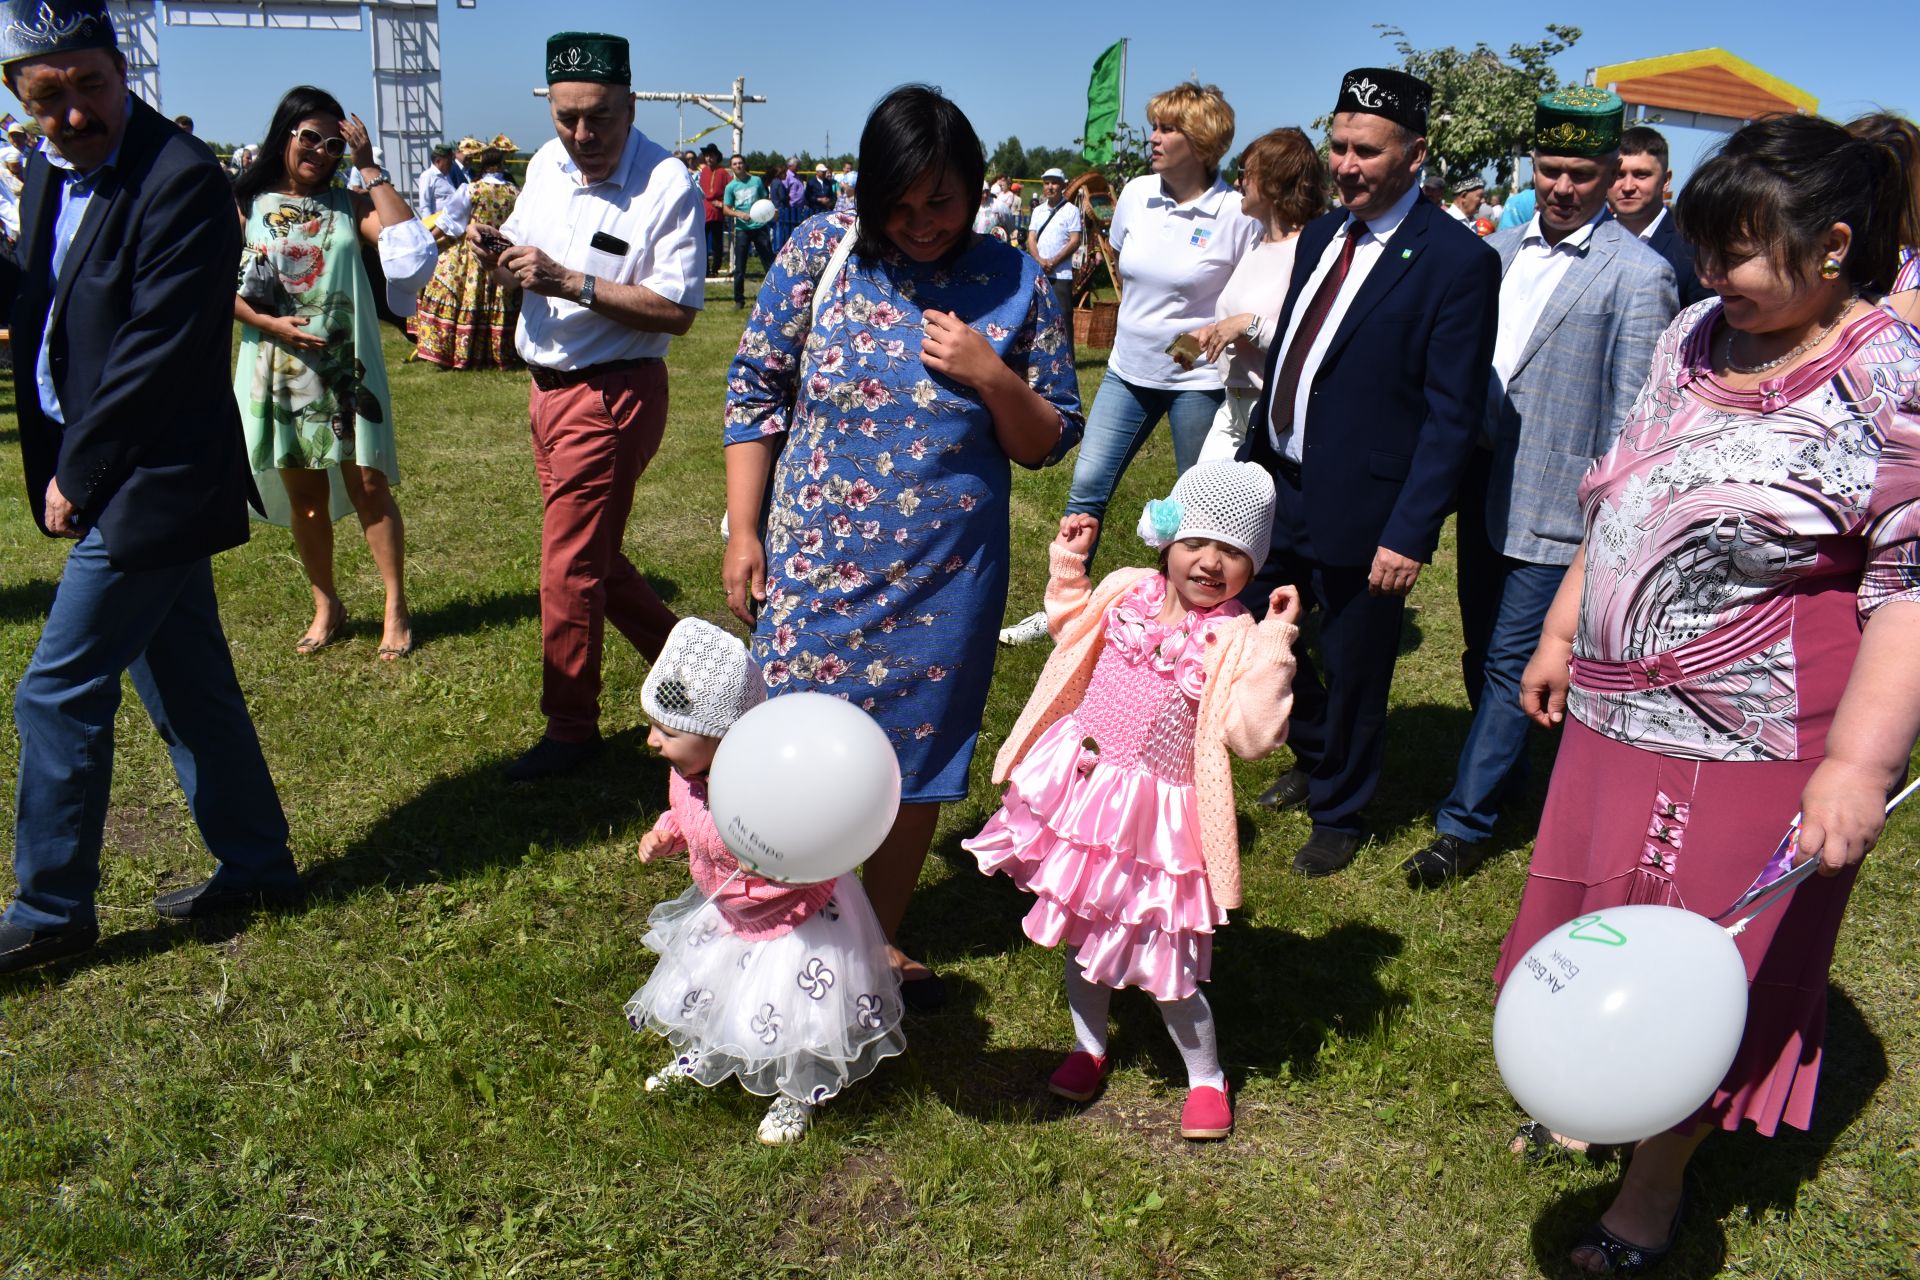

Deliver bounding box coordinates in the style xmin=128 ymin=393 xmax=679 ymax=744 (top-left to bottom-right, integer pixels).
xmin=1405 ymin=89 xmax=1679 ymax=888
xmin=1608 ymin=124 xmax=1712 ymax=308
xmin=0 ymin=1 xmax=298 ymax=974
xmin=1245 ymin=67 xmax=1500 ymax=876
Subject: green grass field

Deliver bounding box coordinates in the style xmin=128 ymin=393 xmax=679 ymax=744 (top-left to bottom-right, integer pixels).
xmin=2 ymin=288 xmax=1916 ymax=1279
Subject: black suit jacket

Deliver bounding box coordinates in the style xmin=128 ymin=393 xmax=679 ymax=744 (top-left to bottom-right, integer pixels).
xmin=1644 ymin=211 xmax=1713 ymax=308
xmin=0 ymin=95 xmax=251 ymax=570
xmin=1247 ymin=195 xmax=1500 ymax=567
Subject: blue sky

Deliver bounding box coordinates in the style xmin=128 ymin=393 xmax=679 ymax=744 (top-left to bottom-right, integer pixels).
xmin=131 ymin=0 xmax=1915 ymax=184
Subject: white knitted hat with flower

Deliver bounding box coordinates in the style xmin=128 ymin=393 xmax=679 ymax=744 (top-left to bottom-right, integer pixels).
xmin=641 ymin=618 xmax=766 ymax=739
xmin=1136 ymin=461 xmax=1277 ymax=570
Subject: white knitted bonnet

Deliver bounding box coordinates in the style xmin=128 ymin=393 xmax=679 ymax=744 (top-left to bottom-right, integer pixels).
xmin=641 ymin=618 xmax=766 ymax=739
xmin=1135 ymin=461 xmax=1277 ymax=570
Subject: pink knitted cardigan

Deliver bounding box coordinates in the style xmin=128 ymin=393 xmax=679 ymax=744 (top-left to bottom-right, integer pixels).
xmin=648 ymin=769 xmax=836 ymax=942
xmin=991 ymin=544 xmax=1299 ymax=910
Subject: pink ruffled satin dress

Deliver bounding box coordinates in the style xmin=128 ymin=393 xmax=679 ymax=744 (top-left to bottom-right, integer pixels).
xmin=966 ymin=576 xmax=1242 ymax=1001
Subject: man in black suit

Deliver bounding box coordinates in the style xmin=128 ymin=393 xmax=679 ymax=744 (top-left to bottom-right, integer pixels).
xmin=0 ymin=1 xmax=297 ymax=975
xmin=1608 ymin=125 xmax=1712 ymax=307
xmin=1245 ymin=67 xmax=1500 ymax=875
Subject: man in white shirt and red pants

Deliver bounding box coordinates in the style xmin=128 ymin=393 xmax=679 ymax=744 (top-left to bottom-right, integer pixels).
xmin=472 ymin=31 xmax=705 ymax=781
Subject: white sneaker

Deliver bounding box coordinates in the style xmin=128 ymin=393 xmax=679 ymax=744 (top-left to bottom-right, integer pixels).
xmin=756 ymin=1095 xmax=817 ymax=1145
xmin=998 ymin=610 xmax=1051 ymax=647
xmin=644 ymin=1050 xmax=701 ymax=1093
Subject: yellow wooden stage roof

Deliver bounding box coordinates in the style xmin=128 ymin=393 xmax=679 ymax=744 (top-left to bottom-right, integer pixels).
xmin=1588 ymin=49 xmax=1818 ymax=122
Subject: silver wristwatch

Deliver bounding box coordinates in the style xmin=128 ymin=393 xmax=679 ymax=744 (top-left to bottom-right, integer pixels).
xmin=1246 ymin=314 xmax=1263 ymax=345
xmin=579 ymin=273 xmax=597 ymax=308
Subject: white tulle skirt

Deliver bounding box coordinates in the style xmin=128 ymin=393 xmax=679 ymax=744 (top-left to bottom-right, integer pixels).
xmin=624 ymin=873 xmax=907 ymax=1104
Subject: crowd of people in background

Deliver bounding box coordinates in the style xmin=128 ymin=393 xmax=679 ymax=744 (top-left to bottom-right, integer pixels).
xmin=4 ymin=3 xmax=1920 ymax=1273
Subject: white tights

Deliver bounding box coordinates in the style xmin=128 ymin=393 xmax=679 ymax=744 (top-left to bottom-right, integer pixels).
xmin=1064 ymin=948 xmax=1225 ymax=1089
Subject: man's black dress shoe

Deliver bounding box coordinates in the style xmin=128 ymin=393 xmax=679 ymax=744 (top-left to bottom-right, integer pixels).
xmin=0 ymin=919 xmax=100 ymax=974
xmin=1255 ymin=768 xmax=1310 ymax=810
xmin=1402 ymin=833 xmax=1485 ymax=889
xmin=504 ymin=733 xmax=605 ymax=782
xmin=153 ymin=877 xmax=304 ymax=920
xmin=1292 ymin=827 xmax=1364 ymax=877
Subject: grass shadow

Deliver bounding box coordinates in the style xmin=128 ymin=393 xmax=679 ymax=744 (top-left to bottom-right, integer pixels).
xmin=0 ymin=577 xmax=56 ymax=624
xmin=292 ymin=727 xmax=667 ymax=906
xmin=1525 ymin=984 xmax=1888 ymax=1277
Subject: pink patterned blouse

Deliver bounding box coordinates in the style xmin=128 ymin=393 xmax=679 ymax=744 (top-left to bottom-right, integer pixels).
xmin=1571 ymin=300 xmax=1920 ymax=761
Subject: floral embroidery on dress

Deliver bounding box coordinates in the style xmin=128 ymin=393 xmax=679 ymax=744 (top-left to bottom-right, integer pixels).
xmin=724 ymin=211 xmax=1083 ymax=797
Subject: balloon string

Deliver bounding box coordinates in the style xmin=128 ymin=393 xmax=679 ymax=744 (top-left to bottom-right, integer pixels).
xmin=1719 ymin=774 xmax=1920 ymax=936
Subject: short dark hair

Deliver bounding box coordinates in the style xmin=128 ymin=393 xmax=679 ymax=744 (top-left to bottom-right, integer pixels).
xmin=173 ymin=114 xmax=194 ymax=131
xmin=1618 ymin=126 xmax=1669 ymax=172
xmin=1675 ymin=113 xmax=1910 ymax=293
xmin=853 ymin=84 xmax=986 ymax=260
xmin=233 ymin=85 xmax=347 ymax=209
xmin=1240 ymin=127 xmax=1326 ymax=230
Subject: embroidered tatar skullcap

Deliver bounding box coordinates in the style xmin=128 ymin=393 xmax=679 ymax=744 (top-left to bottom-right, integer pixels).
xmin=545 ymin=30 xmax=630 ymax=87
xmin=1534 ymin=86 xmax=1626 ymax=157
xmin=1 ymin=0 xmax=117 ymax=66
xmin=642 ymin=618 xmax=766 ymax=740
xmin=1334 ymin=67 xmax=1432 ymax=136
xmin=1136 ymin=461 xmax=1278 ymax=572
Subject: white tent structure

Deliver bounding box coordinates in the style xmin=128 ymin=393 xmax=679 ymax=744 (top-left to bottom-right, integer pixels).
xmin=107 ymin=0 xmax=448 ymax=194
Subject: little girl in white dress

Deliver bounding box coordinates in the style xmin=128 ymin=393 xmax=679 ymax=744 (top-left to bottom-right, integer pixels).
xmin=624 ymin=619 xmax=906 ymax=1145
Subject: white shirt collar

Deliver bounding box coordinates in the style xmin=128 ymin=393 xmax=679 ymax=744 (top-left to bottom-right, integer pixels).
xmin=558 ymin=126 xmax=643 ymax=189
xmin=1343 ymin=181 xmax=1421 ymax=242
xmin=1637 ymin=206 xmax=1668 ymax=240
xmin=1146 ymin=173 xmax=1232 ymax=217
xmin=1521 ymin=206 xmax=1606 ymax=251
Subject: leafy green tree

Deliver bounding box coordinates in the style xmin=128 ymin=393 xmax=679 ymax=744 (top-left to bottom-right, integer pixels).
xmin=1318 ymin=23 xmax=1582 ymax=186
xmin=987 ymin=135 xmax=1028 ymax=180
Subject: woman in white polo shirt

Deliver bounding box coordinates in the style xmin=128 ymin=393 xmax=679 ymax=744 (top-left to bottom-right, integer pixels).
xmin=1001 ymin=83 xmax=1259 ymax=645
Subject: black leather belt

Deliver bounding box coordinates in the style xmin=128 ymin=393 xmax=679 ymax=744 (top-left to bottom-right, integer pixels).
xmin=527 ymin=356 xmax=660 ymax=391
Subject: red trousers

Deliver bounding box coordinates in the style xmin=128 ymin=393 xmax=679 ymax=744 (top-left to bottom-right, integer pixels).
xmin=528 ymin=361 xmax=678 ymax=742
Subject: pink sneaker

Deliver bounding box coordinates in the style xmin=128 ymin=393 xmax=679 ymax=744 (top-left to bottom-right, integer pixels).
xmin=1047 ymin=1051 xmax=1108 ymax=1102
xmin=1180 ymin=1083 xmax=1233 ymax=1140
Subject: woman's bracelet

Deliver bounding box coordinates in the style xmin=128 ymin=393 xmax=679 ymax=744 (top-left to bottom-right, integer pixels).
xmin=363 ymin=173 xmax=393 ymax=191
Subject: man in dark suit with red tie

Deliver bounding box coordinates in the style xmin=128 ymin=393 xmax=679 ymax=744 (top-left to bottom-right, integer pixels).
xmin=1244 ymin=68 xmax=1500 ymax=875
xmin=0 ymin=0 xmax=298 ymax=974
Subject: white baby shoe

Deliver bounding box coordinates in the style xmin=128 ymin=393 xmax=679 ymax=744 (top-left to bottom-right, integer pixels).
xmin=756 ymin=1095 xmax=817 ymax=1146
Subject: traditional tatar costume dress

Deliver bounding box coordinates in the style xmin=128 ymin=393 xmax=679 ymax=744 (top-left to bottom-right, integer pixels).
xmin=1495 ymin=300 xmax=1920 ymax=1135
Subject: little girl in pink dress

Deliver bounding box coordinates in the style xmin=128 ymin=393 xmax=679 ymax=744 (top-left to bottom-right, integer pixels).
xmin=966 ymin=462 xmax=1300 ymax=1139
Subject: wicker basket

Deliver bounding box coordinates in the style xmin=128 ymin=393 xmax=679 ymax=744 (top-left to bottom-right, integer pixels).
xmin=1074 ymin=300 xmax=1119 ymax=349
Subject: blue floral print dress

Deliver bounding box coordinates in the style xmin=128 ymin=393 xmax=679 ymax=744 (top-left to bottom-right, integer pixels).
xmin=726 ymin=213 xmax=1084 ymax=801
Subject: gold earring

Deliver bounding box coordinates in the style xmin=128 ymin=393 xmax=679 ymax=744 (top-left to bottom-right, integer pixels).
xmin=1820 ymin=257 xmax=1842 ymax=279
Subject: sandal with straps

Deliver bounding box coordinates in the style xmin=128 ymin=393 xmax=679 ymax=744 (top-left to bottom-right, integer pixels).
xmin=1571 ymin=1191 xmax=1686 ymax=1276
xmin=1511 ymin=1120 xmax=1616 ymax=1166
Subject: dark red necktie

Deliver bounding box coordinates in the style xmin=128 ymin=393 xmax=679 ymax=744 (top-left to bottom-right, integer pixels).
xmin=1270 ymin=224 xmax=1360 ymax=435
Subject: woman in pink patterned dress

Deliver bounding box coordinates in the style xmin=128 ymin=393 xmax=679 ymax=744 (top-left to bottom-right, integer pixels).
xmin=1501 ymin=115 xmax=1920 ymax=1274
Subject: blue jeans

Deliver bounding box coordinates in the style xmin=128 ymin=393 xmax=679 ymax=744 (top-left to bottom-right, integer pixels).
xmin=1435 ymin=551 xmax=1567 ymax=844
xmin=1065 ymin=369 xmax=1222 ymax=562
xmin=8 ymin=531 xmax=293 ymax=931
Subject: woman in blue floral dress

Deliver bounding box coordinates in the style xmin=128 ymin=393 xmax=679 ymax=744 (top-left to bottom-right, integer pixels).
xmin=723 ymin=86 xmax=1084 ymax=1004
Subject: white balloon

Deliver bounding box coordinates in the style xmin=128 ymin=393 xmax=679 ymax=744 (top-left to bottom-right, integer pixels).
xmin=1493 ymin=904 xmax=1750 ymax=1146
xmin=708 ymin=692 xmax=901 ymax=885
xmin=748 ymin=198 xmax=777 ymax=225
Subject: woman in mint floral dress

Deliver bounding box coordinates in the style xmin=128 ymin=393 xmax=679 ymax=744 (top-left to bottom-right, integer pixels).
xmin=232 ymin=86 xmax=429 ymax=659
xmin=722 ymin=87 xmax=1083 ymax=1003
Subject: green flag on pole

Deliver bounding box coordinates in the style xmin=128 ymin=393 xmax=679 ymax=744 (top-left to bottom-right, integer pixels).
xmin=1083 ymin=40 xmax=1125 ymax=166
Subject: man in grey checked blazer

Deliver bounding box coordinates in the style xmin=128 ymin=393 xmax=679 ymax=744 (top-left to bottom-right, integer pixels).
xmin=1405 ymin=87 xmax=1680 ymax=887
